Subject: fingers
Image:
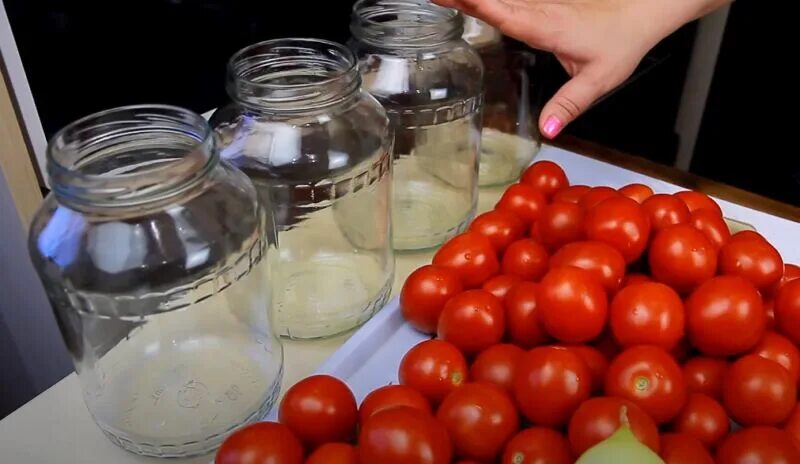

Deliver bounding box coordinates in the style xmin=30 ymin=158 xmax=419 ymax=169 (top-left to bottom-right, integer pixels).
xmin=539 ymin=70 xmax=609 ymax=139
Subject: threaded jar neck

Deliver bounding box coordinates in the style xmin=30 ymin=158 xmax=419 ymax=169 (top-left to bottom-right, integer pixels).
xmin=227 ymin=38 xmax=361 ymax=113
xmin=350 ymin=0 xmax=464 ymax=48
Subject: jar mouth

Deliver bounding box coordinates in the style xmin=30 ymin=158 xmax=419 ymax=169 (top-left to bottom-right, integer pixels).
xmin=227 ymin=38 xmax=360 ymax=112
xmin=47 ymin=105 xmax=215 ymax=208
xmin=351 ymin=0 xmax=463 ymax=48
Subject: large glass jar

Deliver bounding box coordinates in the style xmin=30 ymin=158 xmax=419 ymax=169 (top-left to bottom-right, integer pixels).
xmin=211 ymin=39 xmax=394 ymax=339
xmin=28 ymin=106 xmax=283 ymax=457
xmin=350 ymin=0 xmax=484 ymax=250
xmin=463 ymin=17 xmax=541 ymax=186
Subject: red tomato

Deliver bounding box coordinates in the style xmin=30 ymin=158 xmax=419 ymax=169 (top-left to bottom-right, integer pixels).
xmin=553 ymin=184 xmax=591 ymax=204
xmin=215 ymin=422 xmax=304 ymax=464
xmin=520 ymin=160 xmax=569 ymax=200
xmin=648 ymin=224 xmax=718 ymax=294
xmin=723 ymin=355 xmax=796 ymax=426
xmin=567 ymin=396 xmax=660 ymax=456
xmin=279 ymin=375 xmax=357 ymax=449
xmin=438 ymin=290 xmax=505 ymax=356
xmin=751 ymin=331 xmax=800 ymax=384
xmin=501 ymin=427 xmax=573 ymax=464
xmin=690 ymin=207 xmax=731 ymax=250
xmin=672 ymin=393 xmax=730 ymax=448
xmin=563 ymin=345 xmax=609 ymax=394
xmin=538 ymin=266 xmax=608 ymax=343
xmin=399 ymin=340 xmax=468 ymax=405
xmin=514 ymin=346 xmax=592 ymax=426
xmin=674 ymin=191 xmax=723 ymax=217
xmin=642 ymin=193 xmax=691 ymax=232
xmin=659 ymin=433 xmax=714 ymax=464
xmin=536 ymin=201 xmax=586 ymax=251
xmin=495 ymin=183 xmax=547 ymax=224
xmin=359 ymin=385 xmax=432 ymax=425
xmin=782 ymin=263 xmax=800 ymax=287
xmin=604 ymin=345 xmax=687 ymax=424
xmin=716 ymin=427 xmax=800 ymax=464
xmin=719 ymin=231 xmax=784 ymax=292
xmin=433 ymin=232 xmax=500 ymax=288
xmin=784 ymin=403 xmax=800 ymax=446
xmin=610 ymin=282 xmax=685 ymax=350
xmin=619 ymin=183 xmax=654 ymax=204
xmin=470 ymin=344 xmax=525 ymax=393
xmin=579 ymin=186 xmax=620 ymax=210
xmin=776 ymin=279 xmax=800 ymax=344
xmin=437 ymin=383 xmax=520 ymax=461
xmin=469 ymin=210 xmax=526 ymax=254
xmin=501 ymin=239 xmax=550 ymax=282
xmin=549 ymin=241 xmax=626 ymax=294
xmin=584 ymin=196 xmax=651 ymax=263
xmin=401 ymin=265 xmax=464 ymax=334
xmin=504 ymin=282 xmax=550 ymax=348
xmin=622 ymin=272 xmax=652 ymax=288
xmin=766 ymin=297 xmax=777 ymax=329
xmin=686 ymin=275 xmax=766 ymax=356
xmin=682 ymin=357 xmax=728 ymax=401
xmin=482 ymin=274 xmax=523 ymax=301
xmin=359 ymin=406 xmax=452 ymax=464
xmin=305 ymin=443 xmax=358 ymax=464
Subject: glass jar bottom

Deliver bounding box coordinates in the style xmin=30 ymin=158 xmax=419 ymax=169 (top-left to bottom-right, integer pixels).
xmin=478 ymin=128 xmax=542 ymax=187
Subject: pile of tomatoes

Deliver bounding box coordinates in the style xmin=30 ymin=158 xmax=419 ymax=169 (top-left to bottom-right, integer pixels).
xmin=216 ymin=161 xmax=800 ymax=464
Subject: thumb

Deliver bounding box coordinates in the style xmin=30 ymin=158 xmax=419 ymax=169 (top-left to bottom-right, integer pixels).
xmin=539 ymin=70 xmax=609 ymax=139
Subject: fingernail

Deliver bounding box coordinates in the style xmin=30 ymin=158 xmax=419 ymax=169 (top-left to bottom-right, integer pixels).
xmin=542 ymin=116 xmax=563 ymax=139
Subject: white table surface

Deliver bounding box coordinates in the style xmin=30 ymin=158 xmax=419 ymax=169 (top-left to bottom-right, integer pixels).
xmin=2 ymin=146 xmax=798 ymax=463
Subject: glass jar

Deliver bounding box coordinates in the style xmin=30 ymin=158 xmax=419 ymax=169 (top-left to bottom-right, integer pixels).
xmin=463 ymin=17 xmax=542 ymax=186
xmin=350 ymin=0 xmax=484 ymax=250
xmin=211 ymin=39 xmax=394 ymax=339
xmin=28 ymin=105 xmax=283 ymax=458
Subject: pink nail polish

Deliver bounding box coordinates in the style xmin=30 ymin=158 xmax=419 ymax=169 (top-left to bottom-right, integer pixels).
xmin=542 ymin=116 xmax=563 ymax=139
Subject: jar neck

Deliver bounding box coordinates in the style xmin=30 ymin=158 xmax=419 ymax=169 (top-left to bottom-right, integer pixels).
xmin=226 ymin=38 xmax=361 ymax=113
xmin=47 ymin=105 xmax=216 ymax=209
xmin=351 ymin=0 xmax=464 ymax=49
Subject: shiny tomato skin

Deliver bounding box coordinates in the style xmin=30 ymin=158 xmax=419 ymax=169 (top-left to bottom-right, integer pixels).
xmin=399 ymin=340 xmax=468 ymax=405
xmin=513 ymin=346 xmax=592 ymax=426
xmin=604 ymin=345 xmax=687 ymax=424
xmin=470 ymin=344 xmax=526 ymax=393
xmin=520 ymin=160 xmax=569 ymax=200
xmin=682 ymin=357 xmax=728 ymax=401
xmin=437 ymin=290 xmax=505 ymax=356
xmin=501 ymin=427 xmax=573 ymax=464
xmin=766 ymin=297 xmax=777 ymax=329
xmin=279 ymin=375 xmax=358 ymax=449
xmin=215 ymin=422 xmax=304 ymax=464
xmin=648 ymin=224 xmax=718 ymax=294
xmin=782 ymin=264 xmax=800 ymax=287
xmin=359 ymin=406 xmax=452 ymax=464
xmin=723 ymin=355 xmax=796 ymax=426
xmin=536 ymin=201 xmax=586 ymax=251
xmin=672 ymin=393 xmax=730 ymax=448
xmin=305 ymin=443 xmax=358 ymax=464
xmin=501 ymin=239 xmax=550 ymax=282
xmin=504 ymin=282 xmax=550 ymax=348
xmin=482 ymin=274 xmax=523 ymax=301
xmin=549 ymin=240 xmax=626 ymax=294
xmin=358 ymin=385 xmax=432 ymax=425
xmin=783 ymin=403 xmax=800 ymax=446
xmin=562 ymin=345 xmax=609 ymax=394
xmin=642 ymin=193 xmax=691 ymax=232
xmin=567 ymin=396 xmax=660 ymax=456
xmin=610 ymin=282 xmax=685 ymax=350
xmin=584 ymin=196 xmax=651 ymax=263
xmin=776 ymin=279 xmax=800 ymax=344
xmin=659 ymin=433 xmax=714 ymax=464
xmin=622 ymin=272 xmax=653 ymax=288
xmin=433 ymin=232 xmax=500 ymax=288
xmin=715 ymin=427 xmax=800 ymax=464
xmin=401 ymin=265 xmax=464 ymax=334
xmin=686 ymin=275 xmax=766 ymax=356
xmin=437 ymin=383 xmax=520 ymax=461
xmin=538 ymin=266 xmax=608 ymax=343
xmin=579 ymin=186 xmax=620 ymax=210
xmin=719 ymin=231 xmax=784 ymax=292
xmin=496 ymin=183 xmax=548 ymax=225
xmin=690 ymin=207 xmax=731 ymax=250
xmin=675 ymin=191 xmax=723 ymax=217
xmin=751 ymin=331 xmax=800 ymax=384
xmin=553 ymin=184 xmax=591 ymax=204
xmin=469 ymin=210 xmax=526 ymax=254
xmin=619 ymin=183 xmax=654 ymax=204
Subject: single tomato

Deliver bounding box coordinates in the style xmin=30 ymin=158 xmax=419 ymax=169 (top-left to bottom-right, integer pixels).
xmin=672 ymin=393 xmax=730 ymax=448
xmin=520 ymin=160 xmax=569 ymax=200
xmin=437 ymin=383 xmax=520 ymax=461
xmin=604 ymin=345 xmax=687 ymax=424
xmin=501 ymin=428 xmax=573 ymax=464
xmin=723 ymin=355 xmax=796 ymax=426
xmin=399 ymin=340 xmax=468 ymax=405
xmin=359 ymin=385 xmax=432 ymax=425
xmin=562 ymin=345 xmax=609 ymax=394
xmin=433 ymin=232 xmax=500 ymax=288
xmin=751 ymin=331 xmax=800 ymax=384
xmin=682 ymin=357 xmax=728 ymax=401
xmin=781 ymin=263 xmax=800 ymax=286
xmin=469 ymin=210 xmax=526 ymax=254
xmin=359 ymin=406 xmax=452 ymax=464
xmin=470 ymin=344 xmax=525 ymax=393
xmin=279 ymin=375 xmax=358 ymax=449
xmin=495 ymin=183 xmax=547 ymax=224
xmin=538 ymin=266 xmax=608 ymax=343
xmin=686 ymin=275 xmax=766 ymax=356
xmin=674 ymin=191 xmax=723 ymax=217
xmin=504 ymin=282 xmax=550 ymax=348
xmin=719 ymin=230 xmax=784 ymax=292
xmin=642 ymin=193 xmax=691 ymax=232
xmin=567 ymin=396 xmax=660 ymax=456
xmin=553 ymin=184 xmax=591 ymax=204
xmin=690 ymin=207 xmax=731 ymax=250
xmin=438 ymin=289 xmax=505 ymax=356
xmin=482 ymin=274 xmax=523 ymax=301
xmin=305 ymin=443 xmax=358 ymax=464
xmin=549 ymin=240 xmax=626 ymax=294
xmin=648 ymin=224 xmax=717 ymax=294
xmin=619 ymin=183 xmax=654 ymax=204
xmin=610 ymin=282 xmax=685 ymax=350
xmin=513 ymin=346 xmax=592 ymax=426
xmin=215 ymin=422 xmax=304 ymax=464
xmin=716 ymin=427 xmax=800 ymax=464
xmin=501 ymin=239 xmax=550 ymax=282
xmin=776 ymin=279 xmax=800 ymax=344
xmin=584 ymin=196 xmax=651 ymax=263
xmin=659 ymin=433 xmax=714 ymax=464
xmin=401 ymin=265 xmax=464 ymax=334
xmin=536 ymin=201 xmax=586 ymax=251
xmin=579 ymin=186 xmax=620 ymax=210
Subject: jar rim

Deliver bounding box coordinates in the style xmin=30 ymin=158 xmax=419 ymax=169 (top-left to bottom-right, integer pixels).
xmin=351 ymin=0 xmax=463 ymax=48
